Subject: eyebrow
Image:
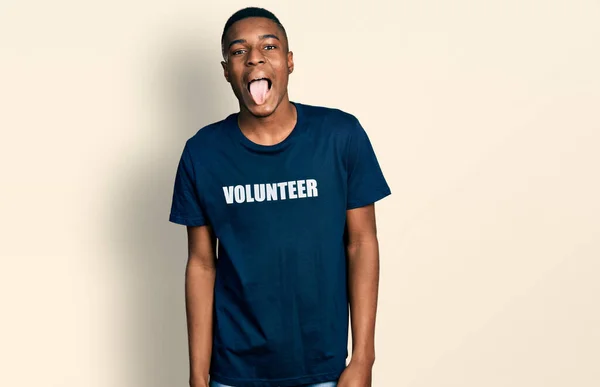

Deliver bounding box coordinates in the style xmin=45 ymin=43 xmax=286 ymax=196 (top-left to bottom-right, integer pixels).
xmin=227 ymin=34 xmax=281 ymax=49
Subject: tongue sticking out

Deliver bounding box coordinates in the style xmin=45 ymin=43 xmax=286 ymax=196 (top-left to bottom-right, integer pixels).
xmin=249 ymin=79 xmax=269 ymax=105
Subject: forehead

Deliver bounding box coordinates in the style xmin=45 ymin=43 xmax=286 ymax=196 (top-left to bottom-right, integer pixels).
xmin=225 ymin=17 xmax=285 ymax=43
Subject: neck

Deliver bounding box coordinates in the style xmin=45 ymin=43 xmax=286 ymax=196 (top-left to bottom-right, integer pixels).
xmin=237 ymin=96 xmax=297 ymax=146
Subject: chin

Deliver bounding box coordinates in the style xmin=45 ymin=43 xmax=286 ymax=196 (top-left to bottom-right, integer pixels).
xmin=243 ymin=96 xmax=280 ymax=117
xmin=249 ymin=104 xmax=277 ymax=117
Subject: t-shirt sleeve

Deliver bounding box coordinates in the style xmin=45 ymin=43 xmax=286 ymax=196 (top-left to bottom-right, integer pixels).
xmin=169 ymin=142 xmax=207 ymax=226
xmin=346 ymin=118 xmax=392 ymax=210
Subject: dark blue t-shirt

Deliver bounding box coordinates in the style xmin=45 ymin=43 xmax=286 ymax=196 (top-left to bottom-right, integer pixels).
xmin=169 ymin=102 xmax=391 ymax=387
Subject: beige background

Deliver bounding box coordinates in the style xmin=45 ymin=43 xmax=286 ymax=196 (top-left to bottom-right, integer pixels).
xmin=1 ymin=0 xmax=599 ymax=386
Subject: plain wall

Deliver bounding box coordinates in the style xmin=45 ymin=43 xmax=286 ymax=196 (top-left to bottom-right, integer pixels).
xmin=1 ymin=0 xmax=599 ymax=386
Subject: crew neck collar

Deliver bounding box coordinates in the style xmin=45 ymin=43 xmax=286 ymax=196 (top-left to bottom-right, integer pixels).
xmin=230 ymin=101 xmax=304 ymax=153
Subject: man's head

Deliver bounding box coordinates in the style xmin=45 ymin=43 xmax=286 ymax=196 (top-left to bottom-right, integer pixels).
xmin=221 ymin=7 xmax=294 ymax=117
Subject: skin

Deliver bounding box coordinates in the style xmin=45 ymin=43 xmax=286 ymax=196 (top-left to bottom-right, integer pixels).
xmin=221 ymin=17 xmax=297 ymax=146
xmin=339 ymin=203 xmax=379 ymax=387
xmin=186 ymin=16 xmax=380 ymax=387
xmin=186 ymin=225 xmax=217 ymax=387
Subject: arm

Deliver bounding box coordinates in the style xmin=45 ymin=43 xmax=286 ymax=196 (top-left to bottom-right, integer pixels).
xmin=185 ymin=225 xmax=217 ymax=387
xmin=338 ymin=203 xmax=379 ymax=386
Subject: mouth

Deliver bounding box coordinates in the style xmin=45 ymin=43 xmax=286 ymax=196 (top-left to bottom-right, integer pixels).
xmin=247 ymin=77 xmax=272 ymax=92
xmin=246 ymin=77 xmax=272 ymax=105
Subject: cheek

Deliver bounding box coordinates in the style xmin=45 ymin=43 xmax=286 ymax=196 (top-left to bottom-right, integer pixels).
xmin=266 ymin=53 xmax=287 ymax=67
xmin=231 ymin=76 xmax=246 ymax=91
xmin=227 ymin=63 xmax=245 ymax=82
xmin=270 ymin=58 xmax=290 ymax=78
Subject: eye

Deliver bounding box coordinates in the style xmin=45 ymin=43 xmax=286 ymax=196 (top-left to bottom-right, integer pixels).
xmin=232 ymin=49 xmax=246 ymax=56
xmin=264 ymin=45 xmax=277 ymax=50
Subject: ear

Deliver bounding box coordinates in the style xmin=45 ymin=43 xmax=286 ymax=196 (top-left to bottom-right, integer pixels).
xmin=287 ymin=51 xmax=294 ymax=74
xmin=221 ymin=60 xmax=230 ymax=83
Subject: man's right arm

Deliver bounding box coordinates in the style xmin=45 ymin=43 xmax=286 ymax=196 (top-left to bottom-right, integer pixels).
xmin=185 ymin=224 xmax=217 ymax=387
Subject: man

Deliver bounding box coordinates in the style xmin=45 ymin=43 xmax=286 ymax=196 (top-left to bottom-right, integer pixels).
xmin=169 ymin=7 xmax=391 ymax=387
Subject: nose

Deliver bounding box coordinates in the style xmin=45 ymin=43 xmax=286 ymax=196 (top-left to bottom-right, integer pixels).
xmin=246 ymin=47 xmax=265 ymax=66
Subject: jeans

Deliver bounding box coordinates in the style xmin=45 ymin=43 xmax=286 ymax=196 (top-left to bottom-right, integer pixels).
xmin=209 ymin=381 xmax=337 ymax=387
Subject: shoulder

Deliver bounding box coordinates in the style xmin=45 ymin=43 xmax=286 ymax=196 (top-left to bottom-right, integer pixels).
xmin=187 ymin=116 xmax=231 ymax=147
xmin=185 ymin=115 xmax=232 ymax=149
xmin=297 ymin=102 xmax=364 ymax=138
xmin=298 ymin=102 xmax=359 ymax=126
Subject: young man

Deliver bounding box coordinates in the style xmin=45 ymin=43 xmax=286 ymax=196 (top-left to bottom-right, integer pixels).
xmin=169 ymin=7 xmax=391 ymax=387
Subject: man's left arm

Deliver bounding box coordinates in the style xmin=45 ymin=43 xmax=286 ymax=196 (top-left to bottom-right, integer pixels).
xmin=338 ymin=203 xmax=380 ymax=386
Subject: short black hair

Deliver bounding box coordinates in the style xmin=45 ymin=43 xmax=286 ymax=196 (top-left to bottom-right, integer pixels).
xmin=221 ymin=7 xmax=288 ymax=58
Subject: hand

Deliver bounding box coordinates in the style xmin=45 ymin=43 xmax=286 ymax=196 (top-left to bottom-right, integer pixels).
xmin=337 ymin=359 xmax=373 ymax=387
